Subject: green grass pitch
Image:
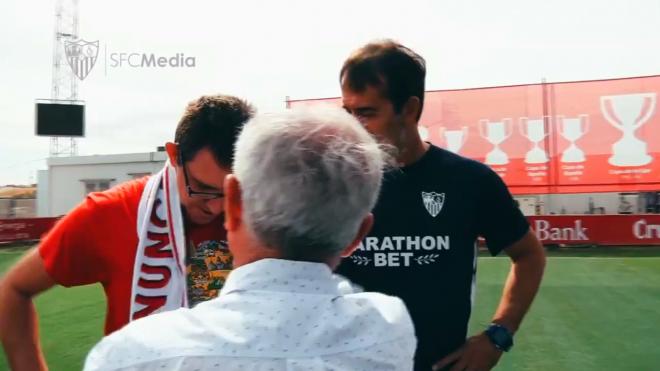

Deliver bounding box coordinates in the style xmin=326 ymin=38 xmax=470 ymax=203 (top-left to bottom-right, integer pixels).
xmin=1 ymin=247 xmax=659 ymax=370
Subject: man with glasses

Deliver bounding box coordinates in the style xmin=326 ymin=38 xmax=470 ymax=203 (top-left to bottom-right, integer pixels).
xmin=84 ymin=105 xmax=416 ymax=371
xmin=0 ymin=95 xmax=255 ymax=371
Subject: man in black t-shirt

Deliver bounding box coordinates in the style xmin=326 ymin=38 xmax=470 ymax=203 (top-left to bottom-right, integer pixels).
xmin=337 ymin=40 xmax=546 ymax=371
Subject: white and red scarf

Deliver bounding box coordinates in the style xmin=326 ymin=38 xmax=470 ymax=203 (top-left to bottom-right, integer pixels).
xmin=129 ymin=161 xmax=188 ymax=321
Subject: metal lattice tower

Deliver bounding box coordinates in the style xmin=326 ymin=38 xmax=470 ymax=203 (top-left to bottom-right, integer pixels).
xmin=50 ymin=0 xmax=79 ymax=156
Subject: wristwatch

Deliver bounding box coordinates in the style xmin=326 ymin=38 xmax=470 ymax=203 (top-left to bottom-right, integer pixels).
xmin=485 ymin=323 xmax=514 ymax=352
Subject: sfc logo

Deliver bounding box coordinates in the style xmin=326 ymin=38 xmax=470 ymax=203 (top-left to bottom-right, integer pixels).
xmin=64 ymin=39 xmax=99 ymax=80
xmin=421 ymin=191 xmax=445 ymax=217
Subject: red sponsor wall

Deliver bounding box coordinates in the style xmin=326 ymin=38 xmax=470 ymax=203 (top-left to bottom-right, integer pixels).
xmin=1 ymin=215 xmax=658 ymax=246
xmin=288 ymin=75 xmax=660 ymax=195
xmin=0 ymin=217 xmax=59 ymax=244
xmin=528 ymin=215 xmax=660 ymax=245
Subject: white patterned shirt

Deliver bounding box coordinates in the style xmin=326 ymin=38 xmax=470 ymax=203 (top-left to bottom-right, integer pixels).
xmin=84 ymin=258 xmax=416 ymax=371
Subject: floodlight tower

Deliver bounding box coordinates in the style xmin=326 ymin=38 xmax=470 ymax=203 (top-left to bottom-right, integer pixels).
xmin=50 ymin=0 xmax=79 ymax=156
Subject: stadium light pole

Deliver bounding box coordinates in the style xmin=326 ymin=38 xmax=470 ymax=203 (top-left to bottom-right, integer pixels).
xmin=50 ymin=0 xmax=79 ymax=156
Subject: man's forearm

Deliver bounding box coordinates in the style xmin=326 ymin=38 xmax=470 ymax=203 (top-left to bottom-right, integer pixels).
xmin=491 ymin=248 xmax=546 ymax=333
xmin=0 ymin=283 xmax=48 ymax=371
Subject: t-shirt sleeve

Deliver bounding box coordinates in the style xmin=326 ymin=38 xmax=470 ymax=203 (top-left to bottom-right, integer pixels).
xmin=474 ymin=166 xmax=530 ymax=256
xmin=38 ymin=196 xmax=109 ymax=287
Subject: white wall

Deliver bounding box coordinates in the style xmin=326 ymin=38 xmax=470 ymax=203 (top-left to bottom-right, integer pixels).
xmin=513 ymin=196 xmax=539 ymax=216
xmin=539 ymin=193 xmax=637 ymax=215
xmin=515 ymin=192 xmax=650 ymax=215
xmin=37 ymin=170 xmax=49 ymax=217
xmin=46 ymin=152 xmax=167 ymax=216
xmin=40 ymin=151 xmax=657 ymax=218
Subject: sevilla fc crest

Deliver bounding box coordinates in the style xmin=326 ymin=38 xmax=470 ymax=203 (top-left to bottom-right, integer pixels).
xmin=64 ymin=39 xmax=99 ymax=80
xmin=421 ymin=191 xmax=445 ymax=217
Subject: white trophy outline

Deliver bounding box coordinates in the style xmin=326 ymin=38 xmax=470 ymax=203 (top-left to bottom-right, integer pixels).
xmin=557 ymin=115 xmax=589 ymax=163
xmin=519 ymin=117 xmax=550 ymax=164
xmin=479 ymin=119 xmax=512 ymax=165
xmin=439 ymin=126 xmax=468 ymax=154
xmin=600 ymin=93 xmax=656 ymax=167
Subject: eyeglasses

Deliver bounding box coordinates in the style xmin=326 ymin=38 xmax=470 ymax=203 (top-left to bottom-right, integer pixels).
xmin=179 ymin=149 xmax=224 ymax=200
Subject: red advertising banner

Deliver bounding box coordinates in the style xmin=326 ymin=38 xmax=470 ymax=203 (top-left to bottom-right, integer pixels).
xmin=0 ymin=217 xmax=59 ymax=244
xmin=1 ymin=216 xmax=657 ymax=246
xmin=528 ymin=215 xmax=660 ymax=245
xmin=549 ymin=78 xmax=660 ymax=193
xmin=288 ymin=75 xmax=660 ymax=195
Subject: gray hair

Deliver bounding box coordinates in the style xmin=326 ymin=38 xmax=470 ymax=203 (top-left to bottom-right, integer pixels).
xmin=233 ymin=105 xmax=386 ymax=261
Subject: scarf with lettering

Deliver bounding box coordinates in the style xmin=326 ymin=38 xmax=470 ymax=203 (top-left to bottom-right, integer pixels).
xmin=129 ymin=161 xmax=187 ymax=321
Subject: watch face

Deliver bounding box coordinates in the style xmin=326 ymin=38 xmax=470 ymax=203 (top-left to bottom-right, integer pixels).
xmin=487 ymin=325 xmax=513 ymax=351
xmin=493 ymin=330 xmax=509 ymax=344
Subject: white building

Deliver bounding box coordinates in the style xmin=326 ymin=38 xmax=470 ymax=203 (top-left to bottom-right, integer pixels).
xmin=38 ymin=151 xmax=167 ymax=217
xmin=35 ymin=150 xmax=659 ymax=218
xmin=514 ymin=193 xmax=649 ymax=216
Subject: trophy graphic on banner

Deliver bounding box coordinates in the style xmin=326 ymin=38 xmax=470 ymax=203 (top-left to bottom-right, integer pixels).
xmin=418 ymin=125 xmax=430 ymax=141
xmin=439 ymin=126 xmax=468 ymax=154
xmin=601 ymin=93 xmax=656 ymax=167
xmin=479 ymin=119 xmax=512 ymax=165
xmin=557 ymin=115 xmax=589 ymax=163
xmin=519 ymin=118 xmax=549 ymax=164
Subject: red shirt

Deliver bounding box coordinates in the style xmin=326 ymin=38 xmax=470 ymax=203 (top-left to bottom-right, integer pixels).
xmin=39 ymin=177 xmax=227 ymax=334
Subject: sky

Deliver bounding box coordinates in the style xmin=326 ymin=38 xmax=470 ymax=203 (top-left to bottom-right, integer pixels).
xmin=1 ymin=0 xmax=659 ymax=185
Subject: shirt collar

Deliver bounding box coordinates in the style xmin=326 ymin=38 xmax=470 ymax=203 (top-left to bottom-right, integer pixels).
xmin=220 ymin=258 xmax=355 ymax=296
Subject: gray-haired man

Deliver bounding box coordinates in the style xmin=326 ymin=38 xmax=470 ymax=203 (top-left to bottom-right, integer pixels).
xmin=84 ymin=106 xmax=417 ymax=371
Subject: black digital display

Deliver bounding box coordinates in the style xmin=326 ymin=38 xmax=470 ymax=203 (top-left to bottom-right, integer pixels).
xmin=35 ymin=102 xmax=85 ymax=137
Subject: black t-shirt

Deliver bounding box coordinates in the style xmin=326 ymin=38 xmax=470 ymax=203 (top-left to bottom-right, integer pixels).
xmin=336 ymin=145 xmax=529 ymax=371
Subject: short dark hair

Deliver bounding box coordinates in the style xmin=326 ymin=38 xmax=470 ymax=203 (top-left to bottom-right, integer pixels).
xmin=175 ymin=95 xmax=255 ymax=168
xmin=340 ymin=40 xmax=426 ymax=120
